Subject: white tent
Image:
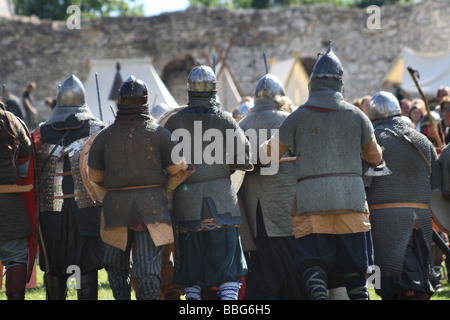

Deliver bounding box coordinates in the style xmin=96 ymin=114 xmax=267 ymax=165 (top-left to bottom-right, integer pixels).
xmin=269 ymin=53 xmax=310 ymax=106
xmin=85 ymin=58 xmax=178 ymax=124
xmin=215 ymin=61 xmax=242 ymax=112
xmin=383 ymin=47 xmax=450 ymax=96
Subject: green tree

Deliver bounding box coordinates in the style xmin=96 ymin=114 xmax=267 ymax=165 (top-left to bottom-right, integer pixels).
xmin=13 ymin=0 xmax=144 ymax=20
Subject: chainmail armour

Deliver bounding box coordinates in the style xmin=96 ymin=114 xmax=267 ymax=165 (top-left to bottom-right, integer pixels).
xmin=37 ymin=121 xmax=103 ymax=212
xmin=88 ymin=112 xmax=177 ymax=229
xmin=364 ymin=116 xmax=441 ymax=278
xmin=164 ymin=91 xmax=251 ymax=224
xmin=238 ymin=98 xmax=296 ymax=237
xmin=278 ymin=78 xmax=374 ymax=216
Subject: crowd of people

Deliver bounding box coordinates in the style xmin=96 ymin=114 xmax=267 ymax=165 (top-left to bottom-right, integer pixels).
xmin=1 ymin=42 xmax=450 ymax=301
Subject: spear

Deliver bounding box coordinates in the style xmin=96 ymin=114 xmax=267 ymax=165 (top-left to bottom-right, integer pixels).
xmin=95 ymin=72 xmax=103 ymax=121
xmin=407 ymin=66 xmax=443 ymax=151
xmin=263 ymin=51 xmax=269 ymax=74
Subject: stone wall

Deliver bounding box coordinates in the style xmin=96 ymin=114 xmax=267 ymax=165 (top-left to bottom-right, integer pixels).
xmin=0 ymin=0 xmax=449 ymax=122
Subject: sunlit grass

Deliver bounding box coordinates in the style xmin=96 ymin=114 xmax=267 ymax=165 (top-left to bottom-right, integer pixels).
xmin=0 ymin=265 xmax=134 ymax=300
xmin=1 ymin=264 xmax=449 ymax=300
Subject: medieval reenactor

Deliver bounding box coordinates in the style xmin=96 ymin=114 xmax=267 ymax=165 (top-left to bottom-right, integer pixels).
xmin=164 ymin=65 xmax=252 ymax=300
xmin=260 ymin=42 xmax=383 ymax=300
xmin=0 ymin=101 xmax=34 ymax=300
xmin=34 ymin=75 xmax=106 ymax=300
xmin=420 ymin=111 xmax=446 ymax=153
xmin=237 ymin=73 xmax=302 ymax=299
xmin=87 ymin=76 xmax=191 ymax=300
xmin=365 ymin=91 xmax=441 ymax=300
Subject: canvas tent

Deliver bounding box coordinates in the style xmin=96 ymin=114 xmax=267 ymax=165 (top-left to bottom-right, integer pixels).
xmin=269 ymin=53 xmax=310 ymax=106
xmin=85 ymin=58 xmax=178 ymax=124
xmin=383 ymin=47 xmax=450 ymax=96
xmin=215 ymin=61 xmax=242 ymax=112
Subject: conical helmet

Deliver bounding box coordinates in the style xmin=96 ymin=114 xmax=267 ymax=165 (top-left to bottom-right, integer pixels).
xmin=368 ymin=91 xmax=401 ymax=121
xmin=254 ymin=73 xmax=286 ymax=100
xmin=117 ymin=76 xmax=148 ymax=109
xmin=310 ymin=41 xmax=344 ymax=81
xmin=187 ymin=65 xmax=217 ymax=92
xmin=56 ymin=75 xmax=86 ymax=107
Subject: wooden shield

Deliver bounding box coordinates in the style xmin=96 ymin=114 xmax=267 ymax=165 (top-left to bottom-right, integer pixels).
xmin=79 ymin=131 xmax=106 ymax=203
xmin=156 ymin=105 xmax=186 ymax=126
xmin=430 ymin=188 xmax=450 ymax=235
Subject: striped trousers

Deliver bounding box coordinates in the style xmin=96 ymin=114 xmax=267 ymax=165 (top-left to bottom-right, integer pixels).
xmin=103 ymin=229 xmax=164 ymax=300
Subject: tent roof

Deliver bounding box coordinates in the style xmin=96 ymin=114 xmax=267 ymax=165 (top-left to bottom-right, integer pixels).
xmin=269 ymin=54 xmax=310 ymax=106
xmin=384 ymin=47 xmax=450 ymax=96
xmin=215 ymin=61 xmax=242 ymax=111
xmin=85 ymin=58 xmax=178 ymax=124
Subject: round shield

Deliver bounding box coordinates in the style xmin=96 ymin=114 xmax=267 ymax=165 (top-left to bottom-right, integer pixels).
xmin=79 ymin=131 xmax=106 ymax=203
xmin=156 ymin=105 xmax=186 ymax=126
xmin=430 ymin=188 xmax=450 ymax=235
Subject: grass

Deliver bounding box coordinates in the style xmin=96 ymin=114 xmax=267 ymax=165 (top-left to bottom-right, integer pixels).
xmin=1 ymin=264 xmax=450 ymax=300
xmin=0 ymin=266 xmax=134 ymax=300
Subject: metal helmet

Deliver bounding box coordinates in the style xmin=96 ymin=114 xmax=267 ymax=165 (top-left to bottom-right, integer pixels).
xmin=187 ymin=65 xmax=217 ymax=92
xmin=56 ymin=74 xmax=86 ymax=107
xmin=254 ymin=73 xmax=286 ymax=100
xmin=117 ymin=76 xmax=148 ymax=109
xmin=310 ymin=41 xmax=344 ymax=81
xmin=368 ymin=91 xmax=401 ymax=121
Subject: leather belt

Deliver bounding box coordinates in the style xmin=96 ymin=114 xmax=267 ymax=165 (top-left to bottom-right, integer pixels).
xmin=107 ymin=184 xmax=162 ymax=191
xmin=297 ymin=172 xmax=361 ymax=183
xmin=54 ymin=193 xmax=82 ymax=200
xmin=0 ymin=184 xmax=33 ymax=193
xmin=369 ymin=202 xmax=430 ymax=210
xmin=55 ymin=170 xmax=80 ymax=177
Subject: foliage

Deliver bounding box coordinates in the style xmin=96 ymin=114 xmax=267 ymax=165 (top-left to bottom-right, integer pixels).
xmin=12 ymin=0 xmax=144 ymax=20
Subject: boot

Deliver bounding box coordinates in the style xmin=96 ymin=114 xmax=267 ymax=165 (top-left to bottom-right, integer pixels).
xmin=136 ymin=276 xmax=160 ymax=300
xmin=77 ymin=271 xmax=98 ymax=300
xmin=218 ymin=281 xmax=240 ymax=300
xmin=5 ymin=264 xmax=27 ymax=300
xmin=45 ymin=274 xmax=68 ymax=300
xmin=107 ymin=269 xmax=131 ymax=300
xmin=302 ymin=266 xmax=328 ymax=300
xmin=344 ymin=272 xmax=368 ymax=300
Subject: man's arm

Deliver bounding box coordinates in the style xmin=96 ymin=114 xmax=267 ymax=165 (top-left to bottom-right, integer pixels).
xmin=361 ymin=134 xmax=383 ymax=166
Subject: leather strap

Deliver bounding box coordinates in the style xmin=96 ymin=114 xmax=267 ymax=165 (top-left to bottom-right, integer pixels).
xmin=107 ymin=184 xmax=162 ymax=191
xmin=54 ymin=193 xmax=82 ymax=200
xmin=298 ymin=172 xmax=361 ymax=183
xmin=0 ymin=184 xmax=33 ymax=193
xmin=55 ymin=170 xmax=80 ymax=177
xmin=369 ymin=202 xmax=430 ymax=210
